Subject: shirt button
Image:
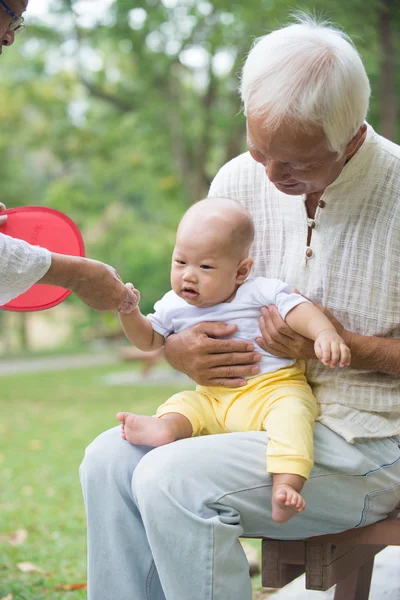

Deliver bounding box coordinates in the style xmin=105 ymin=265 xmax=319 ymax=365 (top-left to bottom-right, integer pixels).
xmin=305 ymin=247 xmax=313 ymax=258
xmin=318 ymin=200 xmax=326 ymax=208
xmin=307 ymin=218 xmax=316 ymax=229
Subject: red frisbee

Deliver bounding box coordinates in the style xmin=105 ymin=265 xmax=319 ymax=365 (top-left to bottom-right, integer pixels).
xmin=1 ymin=206 xmax=85 ymax=312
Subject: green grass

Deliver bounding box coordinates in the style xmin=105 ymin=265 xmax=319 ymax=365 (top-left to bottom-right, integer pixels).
xmin=0 ymin=363 xmax=262 ymax=599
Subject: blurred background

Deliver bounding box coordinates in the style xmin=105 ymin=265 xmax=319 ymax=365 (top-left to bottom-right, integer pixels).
xmin=0 ymin=2 xmax=399 ymax=598
xmin=0 ymin=0 xmax=399 ymax=357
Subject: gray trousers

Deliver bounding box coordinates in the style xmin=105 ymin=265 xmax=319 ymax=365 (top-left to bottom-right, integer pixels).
xmin=80 ymin=423 xmax=400 ymax=600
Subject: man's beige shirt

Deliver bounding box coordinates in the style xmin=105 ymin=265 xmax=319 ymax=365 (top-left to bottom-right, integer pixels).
xmin=209 ymin=124 xmax=400 ymax=442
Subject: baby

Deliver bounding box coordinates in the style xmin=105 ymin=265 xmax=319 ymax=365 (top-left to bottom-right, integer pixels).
xmin=117 ymin=198 xmax=350 ymax=523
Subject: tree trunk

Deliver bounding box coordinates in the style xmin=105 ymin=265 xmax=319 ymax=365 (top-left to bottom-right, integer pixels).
xmin=17 ymin=313 xmax=29 ymax=352
xmin=377 ymin=0 xmax=397 ymax=141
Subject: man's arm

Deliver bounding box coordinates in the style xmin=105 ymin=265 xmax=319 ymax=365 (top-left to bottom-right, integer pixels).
xmin=318 ymin=308 xmax=400 ymax=376
xmin=257 ymin=304 xmax=400 ymax=377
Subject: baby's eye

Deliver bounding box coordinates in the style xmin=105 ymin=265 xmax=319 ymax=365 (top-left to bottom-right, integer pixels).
xmin=175 ymin=260 xmax=185 ymax=265
xmin=200 ymin=264 xmax=214 ymax=270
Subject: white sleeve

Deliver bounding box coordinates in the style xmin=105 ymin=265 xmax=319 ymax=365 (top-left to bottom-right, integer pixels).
xmin=0 ymin=234 xmax=52 ymax=306
xmin=254 ymin=278 xmax=310 ymax=320
xmin=273 ymin=281 xmax=310 ymax=320
xmin=147 ymin=293 xmax=175 ymax=339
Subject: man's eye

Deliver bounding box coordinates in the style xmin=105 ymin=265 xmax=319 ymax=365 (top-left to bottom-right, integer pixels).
xmin=292 ymin=163 xmax=313 ymax=171
xmin=200 ymin=264 xmax=213 ymax=270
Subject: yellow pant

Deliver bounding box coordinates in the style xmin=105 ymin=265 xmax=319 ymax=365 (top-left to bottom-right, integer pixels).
xmin=156 ymin=362 xmax=318 ymax=479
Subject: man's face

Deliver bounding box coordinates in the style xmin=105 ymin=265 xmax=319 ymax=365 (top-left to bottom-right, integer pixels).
xmin=0 ymin=0 xmax=27 ymax=54
xmin=246 ymin=114 xmax=349 ymax=196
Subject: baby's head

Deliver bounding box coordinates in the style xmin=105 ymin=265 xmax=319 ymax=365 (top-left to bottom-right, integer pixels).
xmin=171 ymin=197 xmax=254 ymax=307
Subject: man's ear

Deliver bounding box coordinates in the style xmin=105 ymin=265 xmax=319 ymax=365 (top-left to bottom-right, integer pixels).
xmin=236 ymin=257 xmax=253 ymax=284
xmin=344 ymin=123 xmax=367 ymax=160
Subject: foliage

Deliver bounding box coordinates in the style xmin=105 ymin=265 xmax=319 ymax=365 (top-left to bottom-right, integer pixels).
xmin=0 ymin=0 xmax=399 ymax=346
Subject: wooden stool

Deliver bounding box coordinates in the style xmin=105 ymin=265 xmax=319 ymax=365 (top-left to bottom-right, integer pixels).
xmin=261 ymin=503 xmax=400 ymax=599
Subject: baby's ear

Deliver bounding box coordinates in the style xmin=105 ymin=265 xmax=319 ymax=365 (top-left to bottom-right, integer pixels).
xmin=236 ymin=257 xmax=253 ymax=283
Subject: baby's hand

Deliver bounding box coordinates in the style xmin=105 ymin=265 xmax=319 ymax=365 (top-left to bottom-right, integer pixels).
xmin=314 ymin=330 xmax=351 ymax=368
xmin=118 ymin=282 xmax=140 ymax=315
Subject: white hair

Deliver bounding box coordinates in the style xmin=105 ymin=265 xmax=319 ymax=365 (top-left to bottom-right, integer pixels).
xmin=240 ymin=14 xmax=371 ymax=155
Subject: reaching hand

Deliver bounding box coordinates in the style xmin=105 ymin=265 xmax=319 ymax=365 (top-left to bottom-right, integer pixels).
xmin=0 ymin=202 xmax=7 ymax=226
xmin=314 ymin=330 xmax=351 ymax=368
xmin=45 ymin=255 xmax=141 ymax=313
xmin=121 ymin=283 xmax=140 ymax=313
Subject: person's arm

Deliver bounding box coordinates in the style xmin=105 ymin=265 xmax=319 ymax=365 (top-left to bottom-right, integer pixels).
xmin=118 ymin=283 xmax=165 ymax=351
xmin=314 ymin=306 xmax=400 ymax=376
xmin=39 ymin=253 xmax=136 ymax=313
xmin=285 ymin=302 xmax=350 ymax=368
xmin=164 ymin=323 xmax=262 ymax=387
xmin=257 ymin=303 xmax=400 ymax=376
xmin=0 ymin=203 xmax=136 ymax=313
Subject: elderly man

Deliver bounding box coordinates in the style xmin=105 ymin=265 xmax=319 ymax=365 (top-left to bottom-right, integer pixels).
xmin=0 ymin=0 xmax=135 ymax=312
xmin=80 ymin=15 xmax=400 ymax=600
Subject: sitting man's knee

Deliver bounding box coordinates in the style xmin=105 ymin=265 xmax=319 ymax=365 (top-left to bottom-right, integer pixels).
xmin=132 ymin=442 xmax=193 ymax=506
xmin=80 ymin=426 xmax=142 ymax=481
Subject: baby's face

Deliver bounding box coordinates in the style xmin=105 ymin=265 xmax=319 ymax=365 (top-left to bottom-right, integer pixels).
xmin=171 ymin=230 xmax=241 ymax=308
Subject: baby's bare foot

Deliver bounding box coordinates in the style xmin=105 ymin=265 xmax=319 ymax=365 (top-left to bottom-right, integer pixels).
xmin=272 ymin=483 xmax=306 ymax=524
xmin=116 ymin=412 xmax=177 ymax=446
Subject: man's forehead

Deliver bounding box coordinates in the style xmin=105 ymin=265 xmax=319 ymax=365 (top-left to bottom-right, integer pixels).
xmin=247 ymin=115 xmax=329 ymax=159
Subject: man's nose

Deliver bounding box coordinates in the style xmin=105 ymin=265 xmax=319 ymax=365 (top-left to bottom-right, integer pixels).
xmin=265 ymin=159 xmax=290 ymax=183
xmin=2 ymin=29 xmax=15 ymax=48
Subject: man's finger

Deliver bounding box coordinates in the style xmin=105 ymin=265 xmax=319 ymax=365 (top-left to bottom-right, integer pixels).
xmin=195 ymin=321 xmax=239 ymax=339
xmin=255 ymin=336 xmax=267 ymax=352
xmin=255 ymin=336 xmax=293 ymax=357
xmin=204 ymin=351 xmax=261 ymax=368
xmin=210 ymin=364 xmax=261 ymax=379
xmin=202 ymin=337 xmax=255 ymax=354
xmin=263 ymin=305 xmax=296 ymax=339
xmin=207 ymin=377 xmax=247 ymax=388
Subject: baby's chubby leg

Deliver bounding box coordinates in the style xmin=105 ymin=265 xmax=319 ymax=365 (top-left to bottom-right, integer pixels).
xmin=116 ymin=412 xmax=193 ymax=447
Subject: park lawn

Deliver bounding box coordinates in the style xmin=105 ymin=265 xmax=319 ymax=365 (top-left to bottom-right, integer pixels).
xmin=0 ymin=363 xmax=262 ymax=599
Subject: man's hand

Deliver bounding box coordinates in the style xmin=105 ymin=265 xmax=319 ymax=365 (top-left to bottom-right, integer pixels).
xmin=0 ymin=202 xmax=7 ymax=226
xmin=256 ymin=305 xmax=316 ymax=359
xmin=314 ymin=330 xmax=351 ymax=368
xmin=164 ymin=322 xmax=262 ymax=387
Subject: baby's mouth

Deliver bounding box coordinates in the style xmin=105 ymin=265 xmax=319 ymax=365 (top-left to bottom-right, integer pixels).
xmin=182 ymin=287 xmax=199 ymax=299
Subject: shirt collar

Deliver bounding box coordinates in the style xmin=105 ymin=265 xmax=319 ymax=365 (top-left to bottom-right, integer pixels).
xmin=325 ymin=123 xmax=378 ymax=191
